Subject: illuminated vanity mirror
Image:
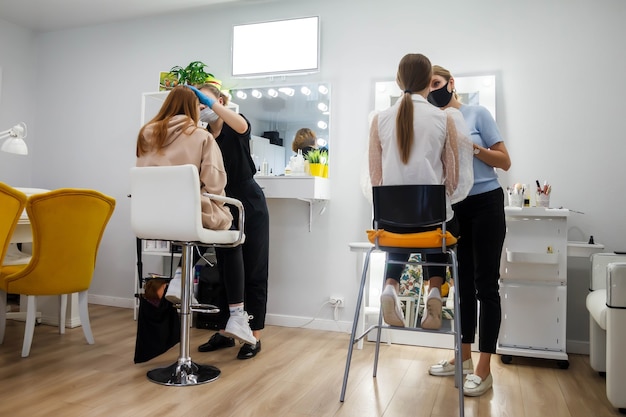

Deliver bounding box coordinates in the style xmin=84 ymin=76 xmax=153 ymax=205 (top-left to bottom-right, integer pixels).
xmin=231 ymin=82 xmax=330 ymax=175
xmin=374 ymin=74 xmax=496 ymax=119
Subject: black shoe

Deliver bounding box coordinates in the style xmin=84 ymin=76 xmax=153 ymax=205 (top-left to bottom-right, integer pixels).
xmin=198 ymin=333 xmax=235 ymax=352
xmin=237 ymin=340 xmax=261 ymax=360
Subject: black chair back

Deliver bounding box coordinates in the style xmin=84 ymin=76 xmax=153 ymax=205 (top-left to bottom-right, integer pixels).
xmin=372 ymin=184 xmax=446 ymax=232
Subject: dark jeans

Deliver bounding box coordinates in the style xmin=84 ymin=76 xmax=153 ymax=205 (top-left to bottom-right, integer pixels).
xmin=218 ymin=178 xmax=270 ymax=331
xmin=453 ymin=187 xmax=506 ymax=353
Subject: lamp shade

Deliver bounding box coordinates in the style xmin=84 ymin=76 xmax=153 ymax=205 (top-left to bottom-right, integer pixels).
xmin=0 ymin=122 xmax=29 ymax=155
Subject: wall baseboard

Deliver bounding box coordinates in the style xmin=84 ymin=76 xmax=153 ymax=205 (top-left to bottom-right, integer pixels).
xmin=89 ymin=295 xmax=135 ymax=309
xmin=566 ymin=339 xmax=589 ymax=355
xmin=265 ymin=313 xmax=352 ymax=334
xmin=84 ymin=298 xmax=592 ymax=357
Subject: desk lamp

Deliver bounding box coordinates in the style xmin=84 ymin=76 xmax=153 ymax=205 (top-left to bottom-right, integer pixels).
xmin=0 ymin=122 xmax=29 ymax=155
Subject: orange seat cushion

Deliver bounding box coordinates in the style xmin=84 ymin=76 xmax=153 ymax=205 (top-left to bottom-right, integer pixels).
xmin=366 ymin=228 xmax=457 ymax=248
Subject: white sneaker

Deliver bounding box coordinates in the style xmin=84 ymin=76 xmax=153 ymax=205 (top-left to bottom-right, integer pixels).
xmin=222 ymin=312 xmax=257 ymax=346
xmin=380 ymin=285 xmax=405 ymax=327
xmin=421 ymin=287 xmax=442 ymax=329
xmin=165 ymin=267 xmax=199 ymax=305
xmin=429 ymin=358 xmax=473 ymax=376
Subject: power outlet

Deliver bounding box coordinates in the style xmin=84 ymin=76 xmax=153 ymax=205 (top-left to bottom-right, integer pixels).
xmin=329 ymin=296 xmax=344 ymax=307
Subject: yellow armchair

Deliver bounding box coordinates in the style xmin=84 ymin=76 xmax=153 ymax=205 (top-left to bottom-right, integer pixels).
xmin=0 ymin=182 xmax=27 ymax=270
xmin=0 ymin=188 xmax=115 ymax=357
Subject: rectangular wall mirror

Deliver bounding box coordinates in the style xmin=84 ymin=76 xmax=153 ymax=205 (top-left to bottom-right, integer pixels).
xmin=374 ymin=74 xmax=496 ymax=120
xmin=231 ymin=82 xmax=330 ymax=175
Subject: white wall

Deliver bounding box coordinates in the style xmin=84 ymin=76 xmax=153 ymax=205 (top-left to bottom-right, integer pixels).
xmin=0 ymin=19 xmax=36 ymax=186
xmin=2 ymin=0 xmax=626 ymax=350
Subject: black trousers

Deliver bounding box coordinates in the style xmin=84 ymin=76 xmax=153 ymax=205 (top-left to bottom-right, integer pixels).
xmin=217 ymin=178 xmax=270 ymax=331
xmin=452 ymin=187 xmax=506 ymax=353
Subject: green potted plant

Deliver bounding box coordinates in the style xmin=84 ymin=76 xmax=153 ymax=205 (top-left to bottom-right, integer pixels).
xmin=319 ymin=149 xmax=329 ymax=178
xmin=169 ymin=61 xmax=214 ymax=86
xmin=304 ymin=149 xmax=324 ymax=177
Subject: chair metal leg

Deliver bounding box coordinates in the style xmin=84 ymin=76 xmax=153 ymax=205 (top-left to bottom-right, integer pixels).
xmin=340 ymin=248 xmax=373 ymax=402
xmin=373 ymin=276 xmax=386 ymax=377
xmin=147 ymin=243 xmax=220 ymax=386
xmin=448 ymin=249 xmax=464 ymax=416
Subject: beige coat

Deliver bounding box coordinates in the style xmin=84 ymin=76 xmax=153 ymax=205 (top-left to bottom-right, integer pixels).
xmin=137 ymin=115 xmax=233 ymax=230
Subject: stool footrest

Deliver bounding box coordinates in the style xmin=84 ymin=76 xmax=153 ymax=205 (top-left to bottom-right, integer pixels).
xmin=191 ymin=304 xmax=220 ymax=314
xmin=170 ymin=303 xmax=220 ymax=314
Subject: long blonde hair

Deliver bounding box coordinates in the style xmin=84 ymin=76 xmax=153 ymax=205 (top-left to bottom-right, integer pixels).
xmin=136 ymin=85 xmax=200 ymax=156
xmin=395 ymin=53 xmax=432 ymax=164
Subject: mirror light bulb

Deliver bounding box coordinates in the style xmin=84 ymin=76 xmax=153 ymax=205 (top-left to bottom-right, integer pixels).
xmin=278 ymin=87 xmax=295 ymax=96
xmin=267 ymin=88 xmax=278 ymax=97
xmin=300 ymin=86 xmax=311 ymax=96
xmin=251 ymin=89 xmax=262 ymax=98
xmin=317 ymin=102 xmax=328 ymax=112
xmin=236 ymin=91 xmax=248 ymax=99
xmin=317 ymin=121 xmax=327 ymax=129
xmin=318 ymin=85 xmax=329 ymax=95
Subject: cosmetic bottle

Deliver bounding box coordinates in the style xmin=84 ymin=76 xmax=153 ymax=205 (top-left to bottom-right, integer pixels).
xmin=523 ymin=184 xmax=530 ymax=207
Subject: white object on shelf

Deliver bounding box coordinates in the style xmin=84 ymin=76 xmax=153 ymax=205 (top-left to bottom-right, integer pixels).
xmin=567 ymin=241 xmax=605 ymax=258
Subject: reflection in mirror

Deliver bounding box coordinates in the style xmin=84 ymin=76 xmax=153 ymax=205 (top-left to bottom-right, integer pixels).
xmin=232 ymin=83 xmax=330 ymax=175
xmin=374 ymin=74 xmax=496 ymax=119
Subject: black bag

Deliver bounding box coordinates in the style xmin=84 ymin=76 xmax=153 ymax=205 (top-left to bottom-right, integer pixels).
xmin=134 ymin=296 xmax=180 ymax=363
xmin=195 ymin=257 xmax=229 ymax=330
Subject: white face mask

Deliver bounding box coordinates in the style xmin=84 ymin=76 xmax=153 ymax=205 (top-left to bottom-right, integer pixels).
xmin=199 ymin=107 xmax=219 ymax=124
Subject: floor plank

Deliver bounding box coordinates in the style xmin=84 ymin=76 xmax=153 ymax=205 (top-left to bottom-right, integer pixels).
xmin=0 ymin=304 xmax=622 ymax=417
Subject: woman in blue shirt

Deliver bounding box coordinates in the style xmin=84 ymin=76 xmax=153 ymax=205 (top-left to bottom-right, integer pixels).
xmin=427 ymin=65 xmax=511 ymax=397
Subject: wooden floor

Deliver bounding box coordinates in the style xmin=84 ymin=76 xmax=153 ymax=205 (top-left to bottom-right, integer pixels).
xmin=0 ymin=304 xmax=621 ymax=417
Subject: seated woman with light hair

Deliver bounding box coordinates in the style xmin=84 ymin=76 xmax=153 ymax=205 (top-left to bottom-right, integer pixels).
xmin=291 ymin=128 xmax=318 ymax=157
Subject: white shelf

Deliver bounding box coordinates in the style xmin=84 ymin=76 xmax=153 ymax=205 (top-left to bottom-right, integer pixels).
xmin=504 ymin=206 xmax=569 ymax=218
xmin=254 ymin=175 xmax=330 ymax=232
xmin=254 ymin=175 xmax=329 ymax=200
xmin=567 ymin=241 xmax=605 ymax=258
xmin=506 ymin=250 xmax=558 ymax=264
xmin=142 ymin=251 xmax=181 ymax=257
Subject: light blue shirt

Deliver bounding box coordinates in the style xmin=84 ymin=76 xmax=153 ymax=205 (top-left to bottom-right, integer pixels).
xmin=459 ymin=105 xmax=503 ymax=196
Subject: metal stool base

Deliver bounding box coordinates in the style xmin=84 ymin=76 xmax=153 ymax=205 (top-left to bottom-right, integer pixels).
xmin=147 ymin=360 xmax=220 ymax=386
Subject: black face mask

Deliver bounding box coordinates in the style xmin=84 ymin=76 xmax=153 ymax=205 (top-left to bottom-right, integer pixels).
xmin=427 ymin=82 xmax=453 ymax=107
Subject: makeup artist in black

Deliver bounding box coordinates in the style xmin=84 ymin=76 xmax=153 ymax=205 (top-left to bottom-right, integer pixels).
xmin=188 ymin=80 xmax=269 ymax=360
xmin=426 ymin=65 xmax=511 ymax=397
